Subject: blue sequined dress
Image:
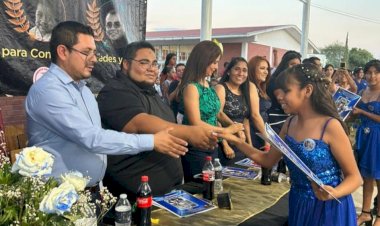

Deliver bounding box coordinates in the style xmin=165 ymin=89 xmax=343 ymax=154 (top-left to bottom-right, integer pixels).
xmin=284 ymin=117 xmax=356 ymax=226
xmin=355 ymin=101 xmax=380 ymax=178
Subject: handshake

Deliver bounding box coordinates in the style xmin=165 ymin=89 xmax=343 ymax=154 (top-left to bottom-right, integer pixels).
xmin=152 ymin=123 xmax=245 ymax=158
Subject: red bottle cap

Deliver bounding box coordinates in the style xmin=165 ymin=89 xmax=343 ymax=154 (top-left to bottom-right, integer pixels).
xmin=205 ymin=156 xmax=212 ymax=161
xmin=141 ymin=175 xmax=149 ymax=182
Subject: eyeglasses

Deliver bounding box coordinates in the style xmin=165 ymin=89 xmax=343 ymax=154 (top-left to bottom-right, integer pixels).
xmin=68 ymin=47 xmax=101 ymax=58
xmin=106 ymin=21 xmax=121 ymax=29
xmin=129 ymin=59 xmax=159 ymax=70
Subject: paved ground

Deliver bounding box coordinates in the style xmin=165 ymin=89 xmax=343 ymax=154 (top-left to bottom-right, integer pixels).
xmin=353 ymin=185 xmax=378 ymax=216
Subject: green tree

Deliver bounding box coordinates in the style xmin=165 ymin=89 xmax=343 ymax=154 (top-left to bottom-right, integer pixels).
xmin=321 ymin=42 xmax=346 ymax=68
xmin=321 ymin=43 xmax=374 ymax=70
xmin=349 ymin=48 xmax=374 ymax=69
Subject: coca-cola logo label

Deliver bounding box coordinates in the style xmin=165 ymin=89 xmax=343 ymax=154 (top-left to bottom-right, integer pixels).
xmin=202 ymin=172 xmax=215 ymax=182
xmin=137 ymin=196 xmax=152 ymax=208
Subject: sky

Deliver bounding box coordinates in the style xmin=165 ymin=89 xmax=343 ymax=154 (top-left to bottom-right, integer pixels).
xmin=146 ymin=0 xmax=380 ymax=59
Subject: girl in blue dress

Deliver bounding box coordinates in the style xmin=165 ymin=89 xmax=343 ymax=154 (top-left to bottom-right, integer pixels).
xmin=218 ymin=63 xmax=362 ymax=226
xmin=353 ymin=59 xmax=380 ymax=226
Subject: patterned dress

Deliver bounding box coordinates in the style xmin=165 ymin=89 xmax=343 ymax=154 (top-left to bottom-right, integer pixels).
xmin=219 ymin=83 xmax=249 ymax=165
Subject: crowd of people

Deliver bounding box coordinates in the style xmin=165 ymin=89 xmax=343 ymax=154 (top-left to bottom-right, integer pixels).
xmin=24 ymin=21 xmax=380 ymax=226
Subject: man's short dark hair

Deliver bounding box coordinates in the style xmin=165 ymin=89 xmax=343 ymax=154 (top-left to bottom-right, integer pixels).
xmin=175 ymin=63 xmax=185 ymax=69
xmin=121 ymin=41 xmax=155 ymax=68
xmin=50 ymin=21 xmax=94 ymax=63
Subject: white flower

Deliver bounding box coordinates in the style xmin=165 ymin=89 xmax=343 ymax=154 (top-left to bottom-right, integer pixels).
xmin=11 ymin=146 xmax=54 ymax=177
xmin=39 ymin=182 xmax=78 ymax=215
xmin=74 ymin=217 xmax=97 ymax=226
xmin=61 ymin=171 xmax=89 ymax=192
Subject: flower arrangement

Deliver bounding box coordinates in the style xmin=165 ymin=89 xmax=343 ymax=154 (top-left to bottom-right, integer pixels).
xmin=0 ymin=146 xmax=117 ymax=226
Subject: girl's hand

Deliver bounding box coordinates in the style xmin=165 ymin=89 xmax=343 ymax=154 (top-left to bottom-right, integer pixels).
xmin=224 ymin=123 xmax=244 ymax=134
xmin=310 ymin=182 xmax=336 ymax=201
xmin=352 ymin=107 xmax=363 ymax=115
xmin=217 ymin=133 xmax=242 ymax=146
xmin=223 ymin=142 xmax=235 ymax=159
xmin=260 ymin=142 xmax=271 ymax=152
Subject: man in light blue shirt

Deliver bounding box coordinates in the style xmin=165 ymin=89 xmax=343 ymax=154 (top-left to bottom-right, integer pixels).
xmin=25 ymin=21 xmax=188 ymax=186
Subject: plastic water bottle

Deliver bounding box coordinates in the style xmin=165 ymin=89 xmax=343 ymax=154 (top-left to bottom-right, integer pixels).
xmin=202 ymin=156 xmax=215 ymax=200
xmin=213 ymin=158 xmax=223 ymax=194
xmin=115 ymin=193 xmax=131 ymax=226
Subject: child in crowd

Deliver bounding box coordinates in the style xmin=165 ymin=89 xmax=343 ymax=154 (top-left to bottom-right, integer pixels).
xmin=354 ymin=59 xmax=380 ymax=226
xmin=219 ymin=63 xmax=362 ymax=226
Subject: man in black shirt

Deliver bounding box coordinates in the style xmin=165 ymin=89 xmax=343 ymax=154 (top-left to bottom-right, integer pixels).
xmin=97 ymin=41 xmax=225 ymax=200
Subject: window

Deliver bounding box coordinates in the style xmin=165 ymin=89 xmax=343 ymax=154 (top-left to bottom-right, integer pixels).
xmin=179 ymin=52 xmax=187 ymax=61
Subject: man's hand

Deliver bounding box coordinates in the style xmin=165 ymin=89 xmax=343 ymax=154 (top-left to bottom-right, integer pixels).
xmin=154 ymin=128 xmax=188 ymax=158
xmin=187 ymin=126 xmax=218 ymax=150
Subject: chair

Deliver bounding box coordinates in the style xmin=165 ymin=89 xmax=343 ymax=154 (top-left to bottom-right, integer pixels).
xmin=3 ymin=125 xmax=27 ymax=163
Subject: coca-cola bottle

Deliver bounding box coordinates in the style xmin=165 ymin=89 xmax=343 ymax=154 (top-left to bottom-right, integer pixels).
xmin=135 ymin=175 xmax=152 ymax=226
xmin=202 ymin=156 xmax=215 ymax=200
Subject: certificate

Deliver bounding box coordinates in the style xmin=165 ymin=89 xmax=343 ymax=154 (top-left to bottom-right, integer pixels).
xmin=153 ymin=190 xmax=217 ymax=218
xmin=222 ymin=166 xmax=258 ymax=180
xmin=234 ymin=158 xmax=261 ymax=169
xmin=333 ymin=87 xmax=361 ymax=121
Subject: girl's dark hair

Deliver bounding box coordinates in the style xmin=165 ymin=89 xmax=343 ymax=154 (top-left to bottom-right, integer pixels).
xmin=276 ymin=63 xmax=348 ymax=134
xmin=324 ymin=64 xmax=334 ymax=70
xmin=164 ymin=53 xmax=177 ymax=66
xmin=272 ymin=50 xmax=302 ymax=79
xmin=353 ymin=67 xmax=363 ymax=75
xmin=248 ymin=56 xmax=271 ymax=99
xmin=178 ymin=40 xmax=222 ymax=95
xmin=220 ymin=57 xmax=251 ymax=113
xmin=364 ymin=59 xmax=380 ymax=74
xmin=161 ymin=66 xmax=174 ymax=75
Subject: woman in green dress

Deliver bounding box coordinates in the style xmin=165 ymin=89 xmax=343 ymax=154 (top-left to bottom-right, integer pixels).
xmin=178 ymin=40 xmax=240 ymax=182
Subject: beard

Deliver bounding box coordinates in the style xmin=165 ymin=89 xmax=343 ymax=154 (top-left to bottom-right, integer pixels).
xmin=133 ymin=80 xmax=155 ymax=89
xmin=126 ymin=68 xmax=155 ymax=89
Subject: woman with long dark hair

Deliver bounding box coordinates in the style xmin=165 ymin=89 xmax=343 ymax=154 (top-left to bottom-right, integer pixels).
xmin=248 ymin=56 xmax=272 ymax=185
xmin=160 ymin=53 xmax=177 ymax=88
xmin=214 ymin=57 xmax=251 ymax=166
xmin=178 ymin=41 xmax=242 ymax=182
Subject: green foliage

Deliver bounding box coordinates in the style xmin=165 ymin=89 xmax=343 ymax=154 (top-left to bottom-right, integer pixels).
xmin=349 ymin=48 xmax=374 ymax=69
xmin=321 ymin=42 xmax=346 ymax=68
xmin=321 ymin=43 xmax=374 ymax=70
